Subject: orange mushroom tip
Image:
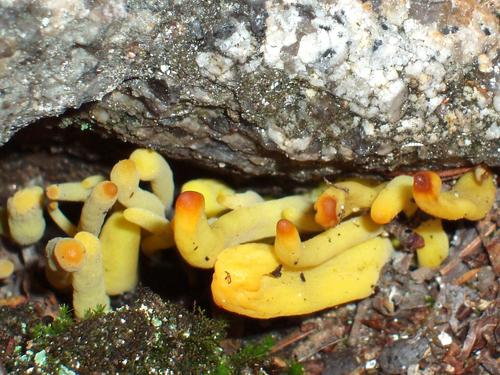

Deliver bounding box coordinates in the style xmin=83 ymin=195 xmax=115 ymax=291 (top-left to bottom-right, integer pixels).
xmin=174 ymin=191 xmax=206 ymax=231
xmin=276 ymin=219 xmax=300 ymax=240
xmin=413 ymin=171 xmax=439 ymax=197
xmin=100 ymin=181 xmax=118 ymax=198
xmin=54 ymin=239 xmax=86 ymax=272
xmin=175 ymin=191 xmax=205 ymax=213
xmin=314 ymin=195 xmax=338 ymax=228
xmin=46 ymin=185 xmax=60 ymax=200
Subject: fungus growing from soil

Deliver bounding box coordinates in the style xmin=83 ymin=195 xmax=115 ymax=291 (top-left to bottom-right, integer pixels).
xmin=100 ymin=212 xmax=141 ymax=295
xmin=173 ymin=191 xmax=315 ymax=268
xmin=7 ymin=186 xmax=46 ymax=245
xmin=412 ymin=167 xmax=496 ymax=220
xmin=78 ymin=181 xmax=118 ymax=236
xmin=371 ymin=175 xmax=414 ymax=224
xmin=211 ymin=237 xmax=394 ymax=319
xmin=414 ymin=218 xmax=449 ymax=269
xmin=110 ymin=159 xmax=165 ymax=216
xmin=53 ymin=232 xmax=110 ymax=319
xmin=129 ymin=148 xmax=175 ymax=213
xmin=274 ymin=216 xmax=382 ymax=268
xmin=181 ymin=178 xmax=235 ymax=217
xmin=1 ymin=147 xmax=496 ymax=320
xmin=0 ymin=258 xmax=14 ymax=279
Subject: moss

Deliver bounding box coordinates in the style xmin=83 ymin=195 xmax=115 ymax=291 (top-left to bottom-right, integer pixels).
xmin=2 ymin=289 xmax=228 ymax=374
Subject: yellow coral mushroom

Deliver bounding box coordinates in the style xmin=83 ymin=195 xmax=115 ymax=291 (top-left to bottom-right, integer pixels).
xmin=46 ymin=175 xmax=105 ymax=202
xmin=217 ymin=190 xmax=264 ymax=210
xmin=129 ymin=149 xmax=175 ymax=212
xmin=371 ymin=175 xmax=413 ymax=224
xmin=314 ymin=187 xmax=345 ymax=228
xmin=211 ymin=237 xmax=393 ymax=318
xmin=7 ymin=186 xmax=46 ymax=245
xmin=0 ymin=258 xmax=14 ymax=279
xmin=78 ymin=181 xmax=118 ymax=236
xmin=181 ymin=179 xmax=235 ymax=217
xmin=54 ymin=232 xmax=110 ymax=318
xmin=100 ymin=212 xmax=141 ymax=295
xmin=110 ymin=159 xmax=165 ymax=216
xmin=413 ymin=168 xmax=496 ymax=220
xmin=123 ymin=207 xmax=174 ymax=255
xmin=314 ymin=180 xmax=382 ymax=228
xmin=274 ymin=215 xmax=383 ymax=268
xmin=415 ymin=218 xmax=449 ymax=269
xmin=173 ymin=191 xmax=315 ymax=269
xmin=46 ymin=202 xmax=78 ymax=237
xmin=45 ymin=237 xmax=73 ymax=291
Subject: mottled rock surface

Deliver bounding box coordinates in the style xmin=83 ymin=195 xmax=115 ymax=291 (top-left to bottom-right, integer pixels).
xmin=0 ymin=0 xmax=498 ymax=180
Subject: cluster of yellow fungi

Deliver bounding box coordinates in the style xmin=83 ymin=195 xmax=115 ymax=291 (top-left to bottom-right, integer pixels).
xmin=0 ymin=149 xmax=496 ymax=319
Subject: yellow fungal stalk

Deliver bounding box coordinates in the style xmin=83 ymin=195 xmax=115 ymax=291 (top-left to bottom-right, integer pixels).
xmin=415 ymin=219 xmax=449 ymax=269
xmin=314 ymin=187 xmax=345 ymax=228
xmin=281 ymin=207 xmax=322 ymax=232
xmin=217 ymin=190 xmax=264 ymax=210
xmin=371 ymin=175 xmax=413 ymax=224
xmin=274 ymin=215 xmax=383 ymax=268
xmin=181 ymin=179 xmax=235 ymax=217
xmin=54 ymin=232 xmax=110 ymax=318
xmin=100 ymin=212 xmax=141 ymax=295
xmin=129 ymin=149 xmax=175 ymax=212
xmin=212 ymin=237 xmax=393 ymax=319
xmin=173 ymin=191 xmax=314 ymax=269
xmin=110 ymin=159 xmax=165 ymax=216
xmin=7 ymin=186 xmax=46 ymax=245
xmin=314 ymin=181 xmax=382 ymax=228
xmin=335 ymin=180 xmax=382 ymax=212
xmin=78 ymin=181 xmax=118 ymax=236
xmin=46 ymin=202 xmax=77 ymax=237
xmin=123 ymin=207 xmax=174 ymax=255
xmin=45 ymin=237 xmax=73 ymax=291
xmin=46 ymin=175 xmax=105 ymax=202
xmin=0 ymin=258 xmax=14 ymax=279
xmin=413 ymin=167 xmax=496 ymax=220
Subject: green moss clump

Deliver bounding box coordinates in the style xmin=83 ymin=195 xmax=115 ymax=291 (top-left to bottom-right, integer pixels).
xmin=2 ymin=289 xmax=227 ymax=374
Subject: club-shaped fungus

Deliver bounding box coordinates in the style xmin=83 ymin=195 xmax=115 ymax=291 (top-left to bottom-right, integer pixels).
xmin=371 ymin=175 xmax=414 ymax=224
xmin=181 ymin=178 xmax=235 ymax=217
xmin=173 ymin=191 xmax=315 ymax=268
xmin=314 ymin=187 xmax=345 ymax=228
xmin=7 ymin=186 xmax=46 ymax=245
xmin=44 ymin=237 xmax=74 ymax=291
xmin=0 ymin=258 xmax=14 ymax=279
xmin=46 ymin=202 xmax=78 ymax=237
xmin=274 ymin=216 xmax=382 ymax=268
xmin=123 ymin=207 xmax=174 ymax=255
xmin=78 ymin=181 xmax=118 ymax=236
xmin=211 ymin=237 xmax=393 ymax=319
xmin=413 ymin=167 xmax=496 ymax=220
xmin=54 ymin=232 xmax=110 ymax=318
xmin=217 ymin=190 xmax=265 ymax=210
xmin=314 ymin=180 xmax=382 ymax=228
xmin=414 ymin=218 xmax=449 ymax=269
xmin=110 ymin=159 xmax=165 ymax=216
xmin=46 ymin=175 xmax=105 ymax=202
xmin=129 ymin=149 xmax=175 ymax=212
xmin=99 ymin=212 xmax=141 ymax=295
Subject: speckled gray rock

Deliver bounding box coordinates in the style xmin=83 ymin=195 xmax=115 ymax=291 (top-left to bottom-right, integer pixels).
xmin=1 ymin=0 xmax=498 ymax=180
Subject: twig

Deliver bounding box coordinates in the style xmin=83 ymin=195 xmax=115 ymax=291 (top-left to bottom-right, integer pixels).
xmin=452 ymin=268 xmax=481 ymax=285
xmin=348 ymin=299 xmax=371 ymax=346
xmin=271 ymin=325 xmax=316 ymax=354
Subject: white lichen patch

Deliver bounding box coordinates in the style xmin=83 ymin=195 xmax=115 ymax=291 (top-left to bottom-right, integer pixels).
xmin=195 ymin=52 xmax=235 ymax=83
xmin=260 ymin=0 xmax=499 ymax=134
xmin=267 ymin=124 xmax=313 ymax=160
xmin=215 ymin=22 xmax=256 ymax=63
